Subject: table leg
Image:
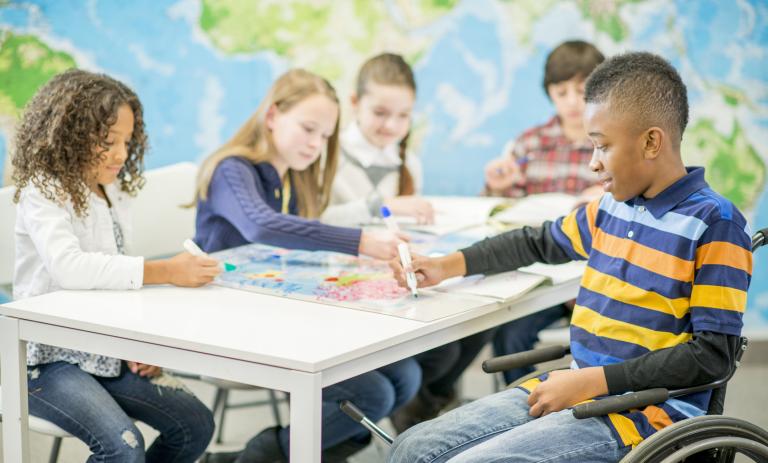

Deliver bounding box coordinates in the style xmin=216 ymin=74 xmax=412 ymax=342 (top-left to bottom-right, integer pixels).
xmin=289 ymin=371 xmax=322 ymax=462
xmin=0 ymin=316 xmax=30 ymax=462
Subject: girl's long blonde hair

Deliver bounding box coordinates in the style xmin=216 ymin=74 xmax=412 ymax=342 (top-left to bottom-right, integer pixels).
xmin=195 ymin=69 xmax=340 ymax=218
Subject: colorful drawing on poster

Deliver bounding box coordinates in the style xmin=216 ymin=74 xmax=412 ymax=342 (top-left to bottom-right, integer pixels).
xmin=212 ymin=244 xmax=410 ymax=305
xmin=318 ymin=276 xmax=407 ymax=301
xmin=210 ymin=237 xmax=495 ymax=321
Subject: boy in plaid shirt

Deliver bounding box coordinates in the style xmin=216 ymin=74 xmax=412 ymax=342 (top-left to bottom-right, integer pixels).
xmin=485 ymin=40 xmax=604 ymax=199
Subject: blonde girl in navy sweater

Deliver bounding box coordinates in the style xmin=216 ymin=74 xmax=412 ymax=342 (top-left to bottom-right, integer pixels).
xmin=196 ymin=69 xmax=420 ymax=463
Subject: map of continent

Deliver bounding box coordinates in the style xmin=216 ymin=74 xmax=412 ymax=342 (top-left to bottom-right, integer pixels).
xmin=1 ymin=0 xmax=767 ymax=328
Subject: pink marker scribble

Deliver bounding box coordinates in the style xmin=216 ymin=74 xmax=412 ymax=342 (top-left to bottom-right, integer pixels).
xmin=318 ymin=277 xmax=407 ymax=301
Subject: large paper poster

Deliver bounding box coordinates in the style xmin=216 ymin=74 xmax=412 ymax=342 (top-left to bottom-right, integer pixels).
xmin=210 ymin=234 xmax=491 ymax=322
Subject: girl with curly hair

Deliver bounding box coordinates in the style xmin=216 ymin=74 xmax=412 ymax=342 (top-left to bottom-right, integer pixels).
xmin=12 ymin=68 xmax=217 ymax=462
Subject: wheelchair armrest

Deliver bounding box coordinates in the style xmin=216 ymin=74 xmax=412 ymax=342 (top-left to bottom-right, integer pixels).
xmin=752 ymin=227 xmax=768 ymax=251
xmin=482 ymin=345 xmax=570 ymax=374
xmin=572 ymin=388 xmax=670 ymax=419
xmin=571 ymin=361 xmax=745 ymax=420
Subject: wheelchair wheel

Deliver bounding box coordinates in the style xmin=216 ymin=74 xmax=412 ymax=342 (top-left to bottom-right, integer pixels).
xmin=619 ymin=415 xmax=768 ymax=463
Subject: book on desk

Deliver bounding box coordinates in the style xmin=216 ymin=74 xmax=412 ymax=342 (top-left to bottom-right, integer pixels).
xmin=377 ymin=193 xmax=583 ymax=235
xmin=488 ymin=192 xmax=582 ymax=227
xmin=393 ymin=196 xmax=506 ymax=235
xmin=434 ymin=261 xmax=586 ymax=303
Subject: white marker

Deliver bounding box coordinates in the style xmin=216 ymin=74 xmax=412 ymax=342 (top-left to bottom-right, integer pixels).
xmin=183 ymin=239 xmax=237 ymax=272
xmin=397 ymin=242 xmax=419 ymax=298
xmin=381 ymin=206 xmax=419 ymax=298
xmin=183 ymin=238 xmax=205 ymax=257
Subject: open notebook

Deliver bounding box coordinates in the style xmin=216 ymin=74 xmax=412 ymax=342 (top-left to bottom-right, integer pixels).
xmin=393 ymin=196 xmax=506 ymax=235
xmin=434 ymin=261 xmax=586 ymax=302
xmin=490 ymin=192 xmax=582 ymax=226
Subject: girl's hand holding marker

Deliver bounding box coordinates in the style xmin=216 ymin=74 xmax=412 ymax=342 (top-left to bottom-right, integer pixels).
xmin=183 ymin=239 xmax=237 ymax=272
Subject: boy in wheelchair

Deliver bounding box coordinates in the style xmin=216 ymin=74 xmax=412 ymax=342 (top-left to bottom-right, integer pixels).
xmin=386 ymin=51 xmax=753 ymax=462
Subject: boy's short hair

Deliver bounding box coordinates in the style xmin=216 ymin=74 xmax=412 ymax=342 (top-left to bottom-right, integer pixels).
xmin=585 ymin=52 xmax=689 ymax=145
xmin=543 ymin=40 xmax=604 ymax=93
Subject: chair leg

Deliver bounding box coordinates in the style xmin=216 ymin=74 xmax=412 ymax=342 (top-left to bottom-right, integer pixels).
xmin=213 ymin=387 xmax=229 ymax=444
xmin=268 ymin=389 xmax=282 ymax=426
xmin=48 ymin=436 xmax=62 ymax=463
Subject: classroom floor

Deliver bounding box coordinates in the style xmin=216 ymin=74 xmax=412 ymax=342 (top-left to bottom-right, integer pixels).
xmin=2 ymin=341 xmax=767 ymax=463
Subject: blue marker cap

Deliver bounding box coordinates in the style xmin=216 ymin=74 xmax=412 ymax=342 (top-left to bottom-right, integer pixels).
xmin=381 ymin=206 xmax=392 ymax=218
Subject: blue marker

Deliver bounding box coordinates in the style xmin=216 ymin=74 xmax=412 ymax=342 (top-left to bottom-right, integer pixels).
xmin=380 ymin=206 xmax=401 ymax=237
xmin=381 ymin=206 xmax=419 ymax=298
xmin=495 ymin=156 xmax=528 ymax=176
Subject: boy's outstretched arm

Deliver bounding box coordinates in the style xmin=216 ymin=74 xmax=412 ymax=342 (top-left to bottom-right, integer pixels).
xmin=461 ymin=221 xmax=573 ymax=276
xmin=391 ymin=221 xmax=574 ymax=288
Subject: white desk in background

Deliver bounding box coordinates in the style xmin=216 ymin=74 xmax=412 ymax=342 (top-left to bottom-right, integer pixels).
xmin=1 ymin=274 xmax=578 ymax=462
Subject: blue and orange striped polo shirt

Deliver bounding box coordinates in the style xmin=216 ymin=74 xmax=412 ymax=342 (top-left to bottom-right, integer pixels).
xmin=548 ymin=167 xmax=752 ymax=447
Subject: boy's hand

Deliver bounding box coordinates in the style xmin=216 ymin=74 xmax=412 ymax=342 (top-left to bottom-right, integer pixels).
xmin=126 ymin=361 xmax=162 ymax=378
xmin=384 ymin=196 xmax=435 ymax=224
xmin=485 ymin=157 xmax=524 ymax=191
xmin=167 ymin=252 xmax=221 ymax=287
xmin=389 ymin=251 xmax=467 ymax=288
xmin=527 ymin=367 xmax=608 ymax=417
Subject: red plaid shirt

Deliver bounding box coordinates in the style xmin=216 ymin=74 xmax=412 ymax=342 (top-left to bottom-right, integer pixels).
xmin=488 ymin=116 xmax=597 ymax=198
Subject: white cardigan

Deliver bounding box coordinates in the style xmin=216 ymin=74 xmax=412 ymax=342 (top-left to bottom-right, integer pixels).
xmin=322 ymin=122 xmax=423 ymax=226
xmin=13 ymin=182 xmax=144 ymax=301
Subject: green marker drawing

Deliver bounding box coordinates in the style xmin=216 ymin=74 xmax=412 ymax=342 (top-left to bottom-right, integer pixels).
xmin=223 ymin=262 xmax=237 ymax=272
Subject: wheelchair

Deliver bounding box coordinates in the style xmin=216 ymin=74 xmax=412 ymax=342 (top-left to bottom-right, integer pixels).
xmin=340 ymin=227 xmax=768 ymax=462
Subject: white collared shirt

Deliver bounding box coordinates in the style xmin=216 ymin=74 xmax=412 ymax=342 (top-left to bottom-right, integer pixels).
xmin=322 ymin=121 xmax=423 ymax=226
xmin=341 ymin=120 xmax=404 ymax=168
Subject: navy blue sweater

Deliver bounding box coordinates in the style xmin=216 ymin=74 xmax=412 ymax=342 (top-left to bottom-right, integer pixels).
xmin=194 ymin=157 xmax=362 ymax=254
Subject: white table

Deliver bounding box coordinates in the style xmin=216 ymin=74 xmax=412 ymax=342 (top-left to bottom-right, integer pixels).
xmin=1 ymin=280 xmax=578 ymax=462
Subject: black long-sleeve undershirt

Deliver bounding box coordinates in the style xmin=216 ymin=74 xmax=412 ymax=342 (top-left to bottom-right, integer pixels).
xmin=459 ymin=222 xmax=738 ymax=394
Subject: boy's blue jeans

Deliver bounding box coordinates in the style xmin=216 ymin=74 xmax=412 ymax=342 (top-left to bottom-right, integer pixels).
xmin=278 ymin=357 xmax=421 ymax=452
xmin=388 ymin=387 xmax=631 ymax=463
xmin=27 ymin=361 xmax=214 ymax=463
